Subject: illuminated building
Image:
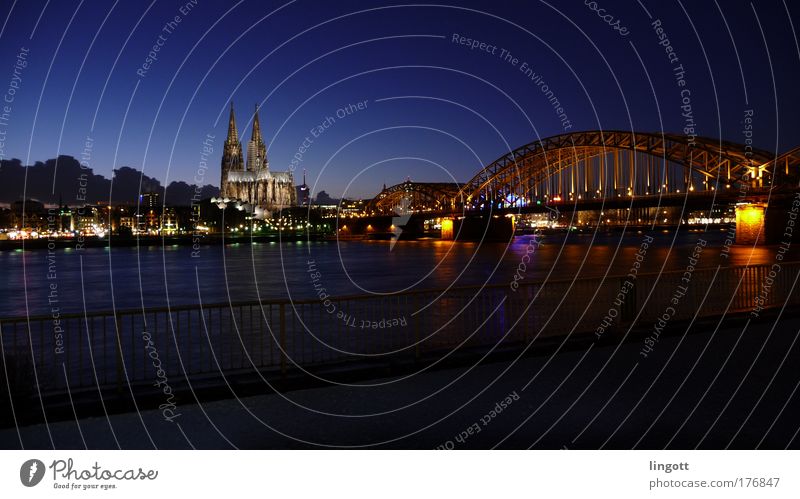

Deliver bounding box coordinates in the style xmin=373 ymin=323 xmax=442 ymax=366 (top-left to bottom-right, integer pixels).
xmin=220 ymin=103 xmax=296 ymax=211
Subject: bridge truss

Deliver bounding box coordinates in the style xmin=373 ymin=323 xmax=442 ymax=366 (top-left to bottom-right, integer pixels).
xmin=366 ymin=181 xmax=462 ymax=215
xmin=366 ymin=131 xmax=798 ymax=215
xmin=457 ymin=130 xmax=780 ymax=210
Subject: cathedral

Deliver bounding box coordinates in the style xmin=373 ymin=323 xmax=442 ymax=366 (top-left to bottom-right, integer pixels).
xmin=220 ymin=103 xmax=296 ymax=211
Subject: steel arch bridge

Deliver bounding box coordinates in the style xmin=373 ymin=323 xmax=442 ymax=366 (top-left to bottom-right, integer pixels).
xmin=366 ymin=181 xmax=462 ymax=215
xmin=458 ymin=130 xmax=783 ymax=210
xmin=367 ymin=130 xmax=799 ymax=214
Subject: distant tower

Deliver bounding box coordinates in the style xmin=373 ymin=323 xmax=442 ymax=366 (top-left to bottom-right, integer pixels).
xmin=295 ymin=169 xmax=310 ymax=206
xmin=221 ymin=102 xmax=243 ymax=198
xmin=246 ymin=104 xmax=268 ymax=172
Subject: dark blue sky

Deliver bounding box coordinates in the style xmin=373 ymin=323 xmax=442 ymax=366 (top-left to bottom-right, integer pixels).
xmin=0 ymin=0 xmax=798 ymax=198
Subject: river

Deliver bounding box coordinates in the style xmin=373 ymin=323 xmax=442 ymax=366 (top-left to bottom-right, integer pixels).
xmin=0 ymin=229 xmax=790 ymax=318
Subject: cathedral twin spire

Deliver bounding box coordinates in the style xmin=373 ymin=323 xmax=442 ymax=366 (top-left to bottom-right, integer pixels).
xmin=224 ymin=102 xmax=267 ymax=172
xmin=225 ymin=102 xmax=239 ymax=145
xmin=220 ymin=101 xmax=296 ymax=209
xmin=251 ymin=103 xmax=262 ymax=146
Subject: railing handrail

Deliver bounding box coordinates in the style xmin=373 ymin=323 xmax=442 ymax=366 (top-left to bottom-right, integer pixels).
xmin=2 ymin=260 xmax=795 ymax=323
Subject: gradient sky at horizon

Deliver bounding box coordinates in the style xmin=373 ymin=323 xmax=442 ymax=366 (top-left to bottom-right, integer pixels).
xmin=0 ymin=0 xmax=798 ymax=198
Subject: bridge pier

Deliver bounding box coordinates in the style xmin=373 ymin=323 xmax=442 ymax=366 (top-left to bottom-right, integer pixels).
xmin=735 ymin=197 xmax=798 ymax=245
xmin=735 ymin=202 xmax=767 ymax=245
xmin=441 ymin=215 xmax=515 ymax=241
xmin=441 ymin=218 xmax=455 ymax=240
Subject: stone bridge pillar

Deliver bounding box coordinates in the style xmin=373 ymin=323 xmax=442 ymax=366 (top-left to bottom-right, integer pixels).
xmin=442 ymin=215 xmax=515 ymax=242
xmin=735 ymin=202 xmax=766 ymax=245
xmin=735 ymin=195 xmax=799 ymax=245
xmin=441 ymin=218 xmax=455 ymax=240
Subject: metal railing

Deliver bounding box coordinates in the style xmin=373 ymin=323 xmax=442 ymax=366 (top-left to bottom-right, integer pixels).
xmin=2 ymin=262 xmax=798 ymax=395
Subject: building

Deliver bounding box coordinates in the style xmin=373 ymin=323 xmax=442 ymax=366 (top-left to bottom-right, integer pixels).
xmin=119 ymin=215 xmax=135 ymax=232
xmin=139 ymin=192 xmax=160 ymax=211
xmin=161 ymin=206 xmax=178 ymax=234
xmin=10 ymin=199 xmax=46 ymax=230
xmin=75 ymin=205 xmax=102 ymax=234
xmin=339 ymin=199 xmax=366 ymax=215
xmin=220 ymin=103 xmax=296 ymax=211
xmin=55 ymin=203 xmax=73 ymax=232
xmin=136 ymin=192 xmax=161 ymax=233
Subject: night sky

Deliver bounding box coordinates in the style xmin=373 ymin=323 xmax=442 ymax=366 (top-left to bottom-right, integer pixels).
xmin=0 ymin=0 xmax=798 ymax=199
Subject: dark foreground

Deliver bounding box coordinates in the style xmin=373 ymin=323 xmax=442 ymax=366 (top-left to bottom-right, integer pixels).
xmin=2 ymin=309 xmax=798 ymax=449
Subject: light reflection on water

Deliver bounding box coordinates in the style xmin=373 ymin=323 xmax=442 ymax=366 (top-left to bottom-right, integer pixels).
xmin=0 ymin=230 xmax=791 ymax=317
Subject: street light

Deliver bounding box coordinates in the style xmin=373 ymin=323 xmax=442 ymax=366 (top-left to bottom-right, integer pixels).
xmin=210 ymin=197 xmax=270 ymax=236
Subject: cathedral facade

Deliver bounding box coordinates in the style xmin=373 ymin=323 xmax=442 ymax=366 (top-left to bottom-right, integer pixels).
xmin=220 ymin=103 xmax=296 ymax=211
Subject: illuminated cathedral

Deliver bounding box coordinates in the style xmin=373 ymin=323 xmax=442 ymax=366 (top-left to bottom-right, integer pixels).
xmin=220 ymin=103 xmax=296 ymax=211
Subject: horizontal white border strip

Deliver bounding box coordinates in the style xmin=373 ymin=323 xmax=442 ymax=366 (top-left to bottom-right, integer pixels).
xmin=1 ymin=451 xmax=798 ymax=498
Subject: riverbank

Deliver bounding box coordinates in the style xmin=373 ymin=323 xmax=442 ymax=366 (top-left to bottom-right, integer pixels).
xmin=0 ymin=223 xmax=733 ymax=251
xmin=0 ymin=232 xmax=331 ymax=251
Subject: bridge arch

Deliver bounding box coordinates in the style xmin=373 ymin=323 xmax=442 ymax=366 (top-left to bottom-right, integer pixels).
xmin=365 ymin=181 xmax=462 ymax=215
xmin=457 ymin=130 xmax=776 ymax=210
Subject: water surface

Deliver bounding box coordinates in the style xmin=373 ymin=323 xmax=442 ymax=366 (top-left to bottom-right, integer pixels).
xmin=0 ymin=229 xmax=788 ymax=318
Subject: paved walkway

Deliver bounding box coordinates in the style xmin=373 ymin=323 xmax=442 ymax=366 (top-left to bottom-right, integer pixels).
xmin=2 ymin=315 xmax=799 ymax=449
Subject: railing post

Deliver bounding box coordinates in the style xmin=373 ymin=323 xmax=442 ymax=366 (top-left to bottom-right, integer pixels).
xmin=115 ymin=316 xmax=124 ymax=394
xmin=524 ymin=286 xmax=532 ymax=345
xmin=503 ymin=291 xmax=511 ymax=344
xmin=414 ymin=294 xmax=420 ymax=361
xmin=279 ymin=303 xmax=286 ymax=376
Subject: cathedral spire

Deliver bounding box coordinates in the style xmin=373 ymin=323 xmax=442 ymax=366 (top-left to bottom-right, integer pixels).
xmin=246 ymin=103 xmax=267 ymax=171
xmin=221 ymin=101 xmax=244 ymax=197
xmin=251 ymin=103 xmax=263 ymax=144
xmin=226 ymin=102 xmax=238 ymax=144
